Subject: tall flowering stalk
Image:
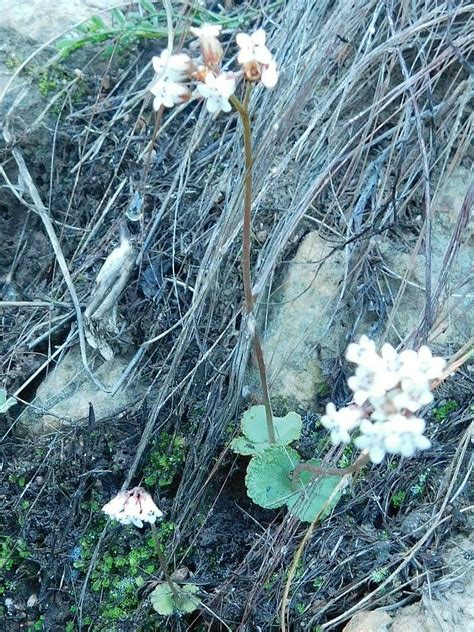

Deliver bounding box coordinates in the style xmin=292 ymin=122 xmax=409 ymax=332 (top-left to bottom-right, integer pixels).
xmin=147 ymin=25 xmax=279 ymax=443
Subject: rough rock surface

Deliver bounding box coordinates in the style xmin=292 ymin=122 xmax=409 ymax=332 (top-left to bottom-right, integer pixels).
xmin=343 ymin=526 xmax=473 ymax=632
xmin=257 ymin=232 xmax=346 ymax=405
xmin=256 ymin=166 xmax=472 ymax=406
xmin=379 ymin=164 xmax=473 ymax=347
xmin=18 ymin=347 xmax=145 ymax=434
xmin=0 ymin=0 xmax=115 ymax=97
xmin=1 ymin=0 xmax=115 ymax=42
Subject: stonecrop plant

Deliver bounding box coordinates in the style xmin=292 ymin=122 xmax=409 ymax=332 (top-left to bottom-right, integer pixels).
xmin=143 ymin=21 xmax=448 ymax=523
xmin=99 ymin=20 xmax=449 ymax=621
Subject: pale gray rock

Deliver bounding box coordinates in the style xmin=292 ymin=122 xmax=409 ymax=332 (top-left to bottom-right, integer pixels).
xmin=257 ymin=232 xmax=346 ymax=405
xmin=344 ymin=526 xmax=473 ymax=632
xmin=18 ymin=347 xmax=145 ymax=434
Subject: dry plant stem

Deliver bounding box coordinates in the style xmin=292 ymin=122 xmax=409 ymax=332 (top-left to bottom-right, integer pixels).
xmin=231 ymin=87 xmax=276 ymax=444
xmin=292 ymin=452 xmax=370 ymax=487
xmin=280 ymin=517 xmax=317 ymax=632
xmin=281 ymin=474 xmax=351 ymax=632
xmin=150 ymin=523 xmax=181 ymax=603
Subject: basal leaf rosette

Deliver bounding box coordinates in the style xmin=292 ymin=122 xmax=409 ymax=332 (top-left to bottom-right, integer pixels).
xmin=245 ymin=446 xmax=300 ymax=509
xmin=287 ymin=459 xmax=345 ymax=522
xmin=231 ymin=405 xmax=302 ymax=455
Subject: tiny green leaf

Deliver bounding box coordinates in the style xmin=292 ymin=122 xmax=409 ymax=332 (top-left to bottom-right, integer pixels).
xmin=245 ymin=446 xmax=300 ymax=509
xmin=286 ymin=460 xmax=344 ymax=523
xmin=111 ymin=8 xmax=127 ymax=25
xmin=90 ymin=15 xmax=107 ymax=31
xmin=139 ymin=0 xmax=157 ymax=15
xmin=150 ymin=582 xmax=200 ymax=615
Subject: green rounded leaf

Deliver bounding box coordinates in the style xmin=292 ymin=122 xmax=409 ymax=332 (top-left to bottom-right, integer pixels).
xmin=230 ymin=436 xmax=266 ymax=456
xmin=286 ymin=460 xmax=345 ymax=523
xmin=246 ymin=446 xmax=300 ymax=509
xmin=150 ymin=582 xmax=201 ymax=615
xmin=241 ymin=405 xmax=302 ymax=445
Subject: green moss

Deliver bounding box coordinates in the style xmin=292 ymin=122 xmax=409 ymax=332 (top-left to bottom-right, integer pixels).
xmin=315 ymin=381 xmax=331 ymax=397
xmin=410 ymin=470 xmax=429 ymax=497
xmin=391 ymin=490 xmax=406 ymax=508
xmin=295 ymin=602 xmax=306 ymax=615
xmin=312 ymin=577 xmax=323 ymax=590
xmin=270 ymin=394 xmax=305 ymax=417
xmin=370 ymin=567 xmax=389 ymax=584
xmin=72 ymin=500 xmax=175 ymax=626
xmin=337 ymin=443 xmax=354 ymax=469
xmin=432 ymin=400 xmax=459 ymax=421
xmin=143 ymin=432 xmax=186 ymax=488
xmin=5 ymin=53 xmax=23 ymax=72
xmin=0 ymin=537 xmax=32 ymax=596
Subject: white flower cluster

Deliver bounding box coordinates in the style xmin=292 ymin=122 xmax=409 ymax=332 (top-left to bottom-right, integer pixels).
xmin=321 ymin=336 xmax=445 ymax=464
xmin=150 ymin=24 xmax=278 ymax=115
xmin=102 ymin=487 xmax=163 ymax=528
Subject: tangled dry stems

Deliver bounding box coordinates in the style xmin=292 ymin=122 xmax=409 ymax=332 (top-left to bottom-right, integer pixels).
xmin=1 ymin=0 xmax=472 ymax=628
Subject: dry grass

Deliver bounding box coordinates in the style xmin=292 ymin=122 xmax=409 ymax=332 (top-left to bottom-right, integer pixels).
xmin=0 ymin=0 xmax=472 ymax=629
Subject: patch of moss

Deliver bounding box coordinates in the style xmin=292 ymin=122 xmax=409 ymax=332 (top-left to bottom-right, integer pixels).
xmin=0 ymin=536 xmax=32 ymax=598
xmin=337 ymin=443 xmax=354 ymax=469
xmin=5 ymin=53 xmax=23 ymax=72
xmin=143 ymin=432 xmax=186 ymax=488
xmin=71 ymin=494 xmax=175 ymax=627
xmin=391 ymin=489 xmax=406 ymax=508
xmin=432 ymin=400 xmax=459 ymax=421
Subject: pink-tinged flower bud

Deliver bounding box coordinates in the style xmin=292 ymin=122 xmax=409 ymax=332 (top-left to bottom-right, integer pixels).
xmin=190 ymin=23 xmax=223 ymax=69
xmin=102 ymin=487 xmax=163 ymax=528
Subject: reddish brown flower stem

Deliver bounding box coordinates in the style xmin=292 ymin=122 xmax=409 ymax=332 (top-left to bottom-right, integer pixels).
xmin=291 ymin=452 xmax=370 ymax=489
xmin=230 ymin=87 xmax=276 ymax=444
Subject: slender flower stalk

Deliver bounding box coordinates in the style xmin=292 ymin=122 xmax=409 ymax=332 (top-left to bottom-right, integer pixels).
xmin=150 ymin=523 xmax=181 ymax=604
xmin=146 ymin=25 xmax=280 ymax=442
xmin=230 ymin=87 xmax=276 ymax=444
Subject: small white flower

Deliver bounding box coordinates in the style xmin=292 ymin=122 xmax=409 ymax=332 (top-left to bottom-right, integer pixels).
xmin=150 ymin=79 xmax=190 ymax=110
xmin=261 ymin=60 xmax=279 ymax=89
xmin=379 ymin=342 xmax=403 ymax=374
xmin=346 ymin=335 xmax=378 ymax=365
xmin=236 ymin=29 xmax=272 ymax=65
xmin=190 ymin=23 xmax=222 ymax=39
xmin=197 ymin=72 xmax=236 ymax=114
xmin=383 ymin=415 xmax=431 ymax=457
xmin=348 ymin=361 xmax=399 ymax=405
xmin=102 ymin=487 xmax=163 ymax=528
xmin=399 ymin=346 xmax=445 ymax=382
xmin=320 ymin=403 xmax=363 ymax=444
xmin=417 ymin=346 xmax=445 ymax=379
xmin=354 ymin=420 xmax=388 ymax=464
xmin=152 ymin=49 xmax=193 ymax=82
xmin=392 ymin=378 xmax=434 ymax=412
xmin=370 ymin=390 xmax=404 ymax=421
